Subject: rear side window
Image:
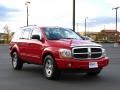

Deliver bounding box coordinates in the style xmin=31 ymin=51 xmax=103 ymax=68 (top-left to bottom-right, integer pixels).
xmin=21 ymin=28 xmax=32 ymax=39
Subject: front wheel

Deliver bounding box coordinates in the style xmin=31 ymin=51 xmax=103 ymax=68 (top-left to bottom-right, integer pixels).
xmin=12 ymin=52 xmax=23 ymax=70
xmin=43 ymin=55 xmax=60 ymax=80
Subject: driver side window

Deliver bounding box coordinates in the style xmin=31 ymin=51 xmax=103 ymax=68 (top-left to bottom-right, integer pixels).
xmin=31 ymin=28 xmax=41 ymax=39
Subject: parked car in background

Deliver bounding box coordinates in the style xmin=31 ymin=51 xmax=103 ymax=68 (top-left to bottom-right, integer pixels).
xmin=76 ymin=33 xmax=94 ymax=41
xmin=9 ymin=25 xmax=109 ymax=80
xmin=81 ymin=35 xmax=94 ymax=42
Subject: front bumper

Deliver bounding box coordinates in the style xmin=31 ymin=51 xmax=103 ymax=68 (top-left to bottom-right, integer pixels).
xmin=56 ymin=57 xmax=109 ymax=69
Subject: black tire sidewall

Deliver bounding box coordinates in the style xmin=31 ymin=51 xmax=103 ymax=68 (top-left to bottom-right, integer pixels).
xmin=12 ymin=52 xmax=23 ymax=70
xmin=43 ymin=55 xmax=59 ymax=80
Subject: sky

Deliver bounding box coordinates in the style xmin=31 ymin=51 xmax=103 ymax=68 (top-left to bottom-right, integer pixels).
xmin=0 ymin=0 xmax=120 ymax=33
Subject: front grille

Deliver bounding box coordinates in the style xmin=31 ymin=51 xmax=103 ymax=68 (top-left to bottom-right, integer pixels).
xmin=72 ymin=47 xmax=103 ymax=59
xmin=74 ymin=54 xmax=88 ymax=59
xmin=74 ymin=48 xmax=88 ymax=53
xmin=91 ymin=53 xmax=102 ymax=58
xmin=91 ymin=48 xmax=102 ymax=52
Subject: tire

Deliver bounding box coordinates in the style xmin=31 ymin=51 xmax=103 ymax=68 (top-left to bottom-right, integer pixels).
xmin=87 ymin=68 xmax=102 ymax=76
xmin=12 ymin=52 xmax=23 ymax=70
xmin=43 ymin=55 xmax=60 ymax=80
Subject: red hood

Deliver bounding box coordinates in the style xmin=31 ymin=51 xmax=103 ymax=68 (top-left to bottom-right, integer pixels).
xmin=47 ymin=39 xmax=101 ymax=48
xmin=70 ymin=40 xmax=101 ymax=47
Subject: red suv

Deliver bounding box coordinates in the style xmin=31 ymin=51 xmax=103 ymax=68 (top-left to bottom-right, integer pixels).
xmin=9 ymin=25 xmax=109 ymax=80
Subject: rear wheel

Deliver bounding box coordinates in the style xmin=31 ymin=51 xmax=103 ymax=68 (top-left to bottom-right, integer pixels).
xmin=12 ymin=52 xmax=23 ymax=70
xmin=87 ymin=68 xmax=102 ymax=76
xmin=43 ymin=55 xmax=60 ymax=80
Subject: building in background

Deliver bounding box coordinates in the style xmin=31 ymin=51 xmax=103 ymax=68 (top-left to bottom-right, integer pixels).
xmin=77 ymin=29 xmax=120 ymax=42
xmin=0 ymin=33 xmax=7 ymax=43
xmin=97 ymin=29 xmax=120 ymax=42
xmin=0 ymin=32 xmax=14 ymax=44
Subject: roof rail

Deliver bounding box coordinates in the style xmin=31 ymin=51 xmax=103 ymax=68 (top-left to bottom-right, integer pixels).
xmin=20 ymin=25 xmax=38 ymax=28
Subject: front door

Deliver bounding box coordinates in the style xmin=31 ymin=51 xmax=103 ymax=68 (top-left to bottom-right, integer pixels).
xmin=28 ymin=27 xmax=43 ymax=64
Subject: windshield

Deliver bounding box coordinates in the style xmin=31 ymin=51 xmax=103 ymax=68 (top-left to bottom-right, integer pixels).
xmin=44 ymin=27 xmax=82 ymax=40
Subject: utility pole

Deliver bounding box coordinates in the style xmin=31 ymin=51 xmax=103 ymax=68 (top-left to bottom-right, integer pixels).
xmin=73 ymin=0 xmax=75 ymax=32
xmin=85 ymin=17 xmax=88 ymax=36
xmin=112 ymin=7 xmax=120 ymax=47
xmin=25 ymin=1 xmax=30 ymax=26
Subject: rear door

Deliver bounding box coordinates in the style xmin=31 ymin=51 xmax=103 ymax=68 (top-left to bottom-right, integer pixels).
xmin=18 ymin=27 xmax=32 ymax=61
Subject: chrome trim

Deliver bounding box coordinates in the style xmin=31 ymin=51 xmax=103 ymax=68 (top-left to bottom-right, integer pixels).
xmin=72 ymin=47 xmax=104 ymax=60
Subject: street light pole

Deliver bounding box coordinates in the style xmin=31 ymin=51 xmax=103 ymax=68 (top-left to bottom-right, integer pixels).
xmin=76 ymin=23 xmax=79 ymax=32
xmin=85 ymin=17 xmax=88 ymax=36
xmin=73 ymin=0 xmax=75 ymax=32
xmin=112 ymin=7 xmax=120 ymax=47
xmin=25 ymin=1 xmax=30 ymax=26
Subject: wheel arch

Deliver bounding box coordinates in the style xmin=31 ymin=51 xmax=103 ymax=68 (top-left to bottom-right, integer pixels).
xmin=10 ymin=44 xmax=20 ymax=57
xmin=42 ymin=51 xmax=56 ymax=64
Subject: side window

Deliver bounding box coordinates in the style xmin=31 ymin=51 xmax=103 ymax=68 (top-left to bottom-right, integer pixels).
xmin=21 ymin=28 xmax=32 ymax=39
xmin=31 ymin=28 xmax=41 ymax=38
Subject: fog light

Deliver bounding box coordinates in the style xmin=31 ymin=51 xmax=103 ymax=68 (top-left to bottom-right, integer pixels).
xmin=68 ymin=63 xmax=72 ymax=67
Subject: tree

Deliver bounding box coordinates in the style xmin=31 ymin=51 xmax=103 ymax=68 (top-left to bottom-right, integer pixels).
xmin=3 ymin=25 xmax=11 ymax=43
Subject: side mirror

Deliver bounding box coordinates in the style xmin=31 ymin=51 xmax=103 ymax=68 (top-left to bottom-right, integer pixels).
xmin=31 ymin=35 xmax=41 ymax=41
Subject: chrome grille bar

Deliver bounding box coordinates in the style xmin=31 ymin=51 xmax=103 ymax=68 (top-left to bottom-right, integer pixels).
xmin=72 ymin=47 xmax=103 ymax=59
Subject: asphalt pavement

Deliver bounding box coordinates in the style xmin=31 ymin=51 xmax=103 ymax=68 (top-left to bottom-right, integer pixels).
xmin=0 ymin=43 xmax=120 ymax=90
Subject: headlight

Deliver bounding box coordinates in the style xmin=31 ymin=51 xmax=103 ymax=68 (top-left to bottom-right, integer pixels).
xmin=59 ymin=49 xmax=72 ymax=58
xmin=102 ymin=48 xmax=106 ymax=56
